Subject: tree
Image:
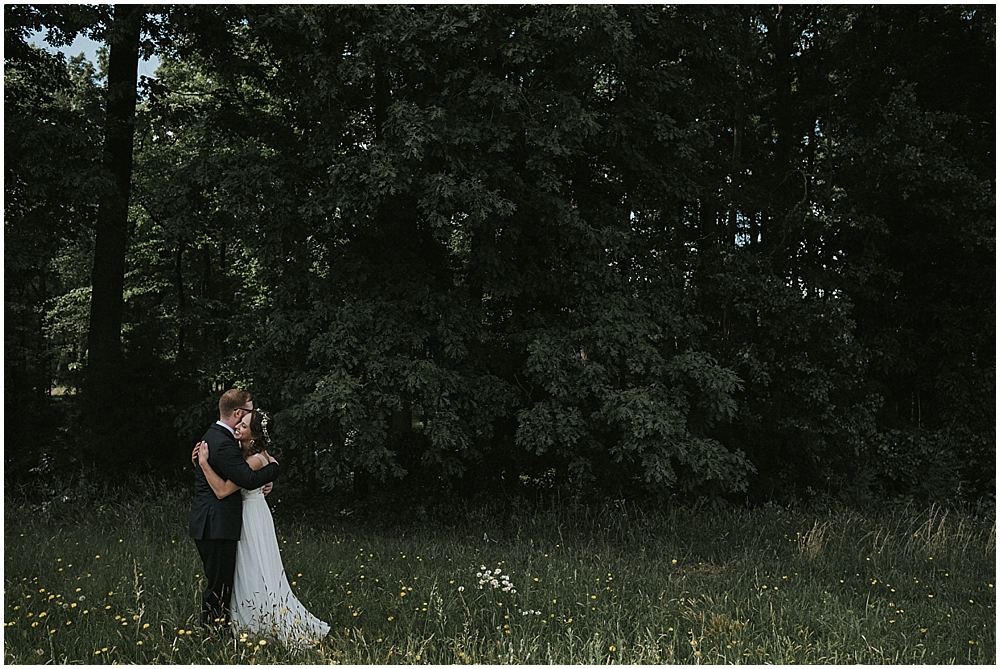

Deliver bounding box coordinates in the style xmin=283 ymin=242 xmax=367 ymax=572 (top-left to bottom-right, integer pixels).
xmin=4 ymin=5 xmax=105 ymax=478
xmin=823 ymin=5 xmax=995 ymax=499
xmin=149 ymin=5 xmax=758 ymax=501
xmin=84 ymin=3 xmax=142 ymax=446
xmin=14 ymin=4 xmax=993 ymax=504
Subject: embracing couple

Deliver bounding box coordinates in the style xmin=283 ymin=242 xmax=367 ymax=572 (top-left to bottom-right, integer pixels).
xmin=188 ymin=389 xmax=329 ymax=649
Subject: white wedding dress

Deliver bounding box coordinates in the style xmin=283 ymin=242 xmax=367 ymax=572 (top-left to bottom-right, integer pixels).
xmin=231 ymin=454 xmax=330 ymax=649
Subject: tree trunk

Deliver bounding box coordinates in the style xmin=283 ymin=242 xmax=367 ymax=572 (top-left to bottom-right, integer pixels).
xmin=174 ymin=242 xmax=187 ymax=365
xmin=84 ymin=4 xmax=142 ymax=448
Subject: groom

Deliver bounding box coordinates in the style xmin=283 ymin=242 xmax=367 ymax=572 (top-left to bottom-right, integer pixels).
xmin=189 ymin=389 xmax=280 ymax=629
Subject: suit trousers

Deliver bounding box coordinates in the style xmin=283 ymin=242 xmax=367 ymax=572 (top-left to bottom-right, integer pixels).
xmin=194 ymin=537 xmax=238 ymax=627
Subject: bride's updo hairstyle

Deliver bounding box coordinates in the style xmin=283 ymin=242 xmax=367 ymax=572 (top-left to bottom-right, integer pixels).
xmin=243 ymin=409 xmax=272 ymax=456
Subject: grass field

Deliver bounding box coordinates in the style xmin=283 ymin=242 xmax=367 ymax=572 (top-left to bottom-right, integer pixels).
xmin=3 ymin=482 xmax=995 ymax=664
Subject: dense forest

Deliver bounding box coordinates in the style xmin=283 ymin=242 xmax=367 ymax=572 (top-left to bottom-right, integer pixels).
xmin=5 ymin=5 xmax=994 ymax=508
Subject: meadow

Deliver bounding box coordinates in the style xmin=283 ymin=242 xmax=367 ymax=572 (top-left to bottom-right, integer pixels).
xmin=3 ymin=482 xmax=995 ymax=664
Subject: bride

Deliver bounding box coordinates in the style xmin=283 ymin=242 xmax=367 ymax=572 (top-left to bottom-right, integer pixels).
xmin=194 ymin=410 xmax=330 ymax=649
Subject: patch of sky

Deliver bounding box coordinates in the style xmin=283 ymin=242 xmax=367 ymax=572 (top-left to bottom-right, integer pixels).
xmin=29 ymin=30 xmax=160 ymax=80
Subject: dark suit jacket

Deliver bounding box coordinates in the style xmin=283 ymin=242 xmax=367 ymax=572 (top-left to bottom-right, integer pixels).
xmin=189 ymin=422 xmax=280 ymax=541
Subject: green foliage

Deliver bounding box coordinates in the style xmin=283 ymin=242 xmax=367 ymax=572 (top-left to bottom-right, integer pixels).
xmin=6 ymin=5 xmax=994 ymax=504
xmin=4 ymin=11 xmax=106 ymax=477
xmin=819 ymin=6 xmax=996 ymax=499
xmin=874 ymin=428 xmax=965 ymax=503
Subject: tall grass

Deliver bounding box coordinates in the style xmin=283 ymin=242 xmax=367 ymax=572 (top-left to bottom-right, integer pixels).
xmin=4 ymin=484 xmax=995 ymax=664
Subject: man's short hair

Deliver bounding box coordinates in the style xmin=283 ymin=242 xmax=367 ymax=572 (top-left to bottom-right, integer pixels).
xmin=219 ymin=389 xmax=253 ymax=417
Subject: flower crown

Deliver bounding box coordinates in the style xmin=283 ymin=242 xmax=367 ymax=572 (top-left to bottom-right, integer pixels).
xmin=255 ymin=409 xmax=272 ymax=444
